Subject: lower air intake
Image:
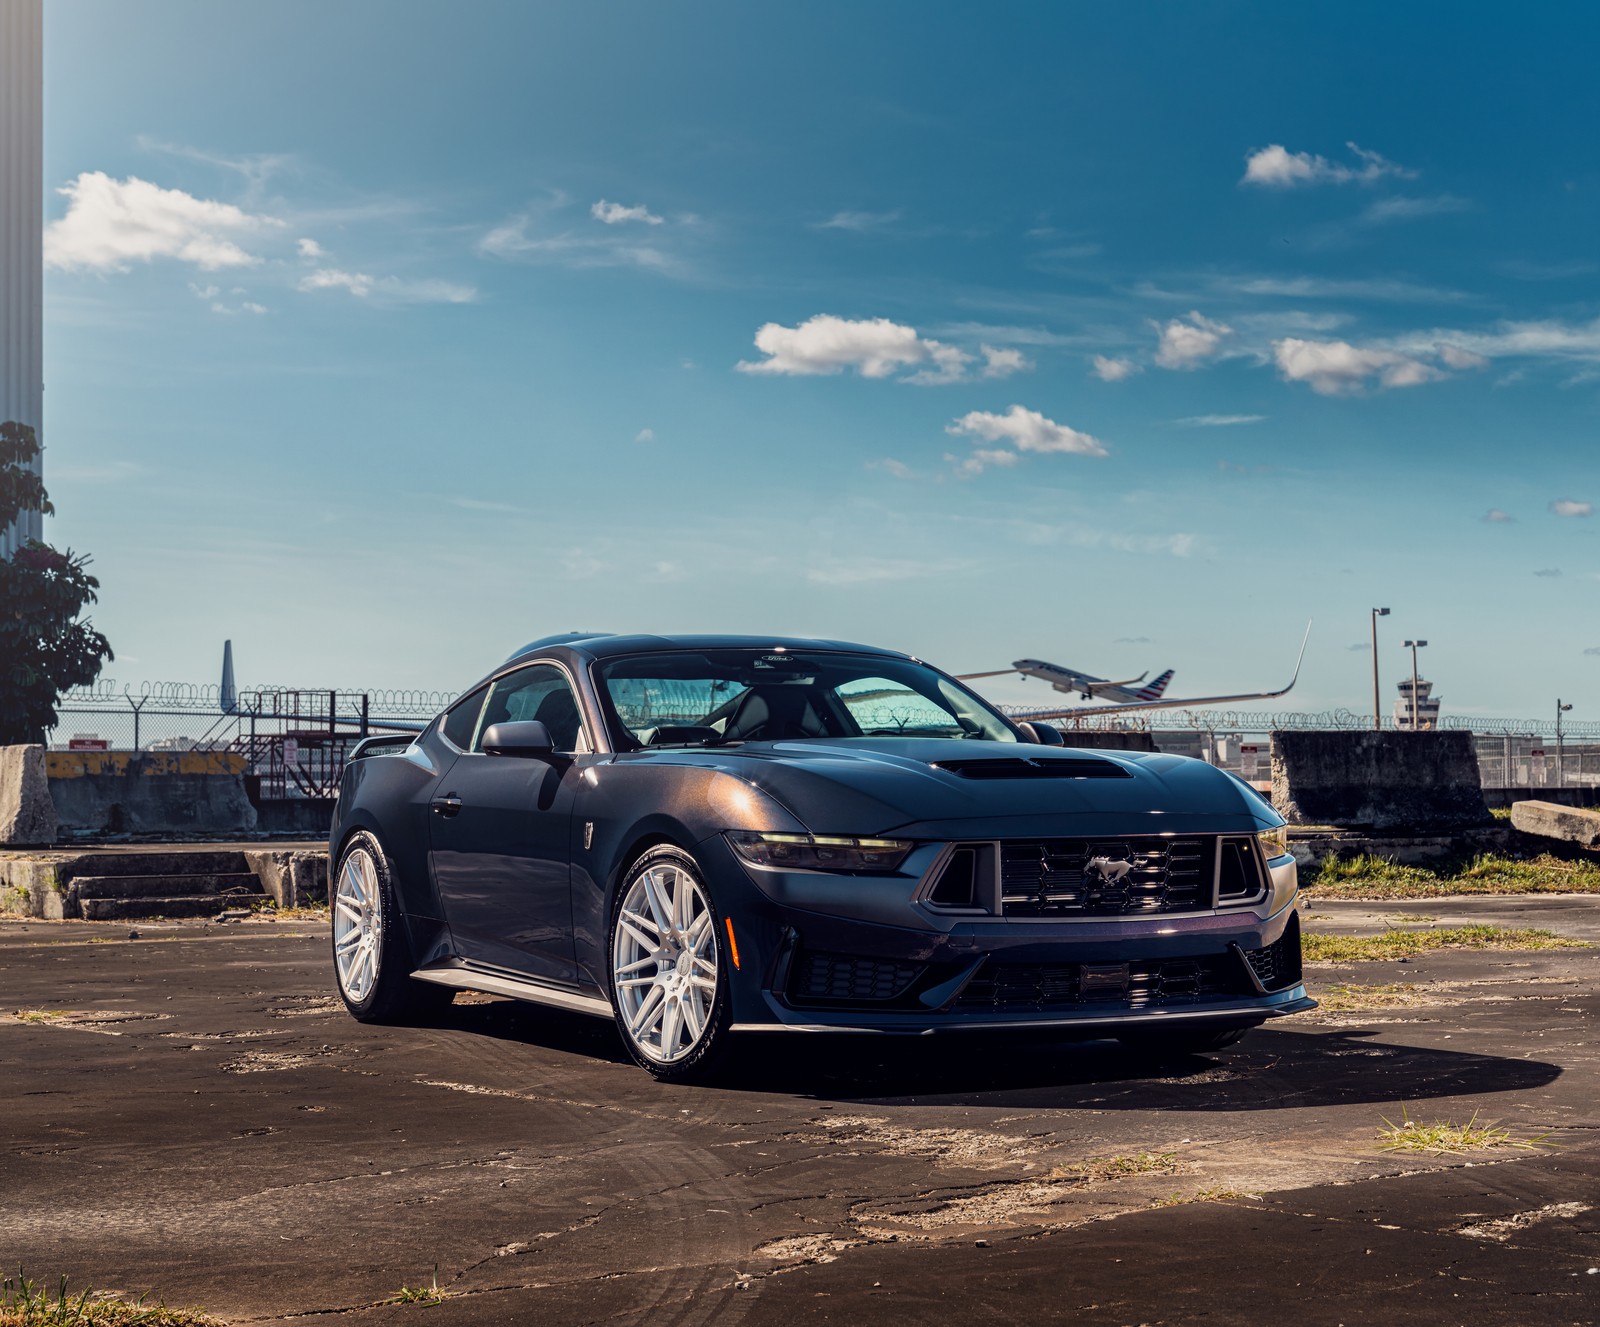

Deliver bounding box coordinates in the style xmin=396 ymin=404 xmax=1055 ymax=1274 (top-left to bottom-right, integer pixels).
xmin=790 ymin=952 xmax=924 ymax=1005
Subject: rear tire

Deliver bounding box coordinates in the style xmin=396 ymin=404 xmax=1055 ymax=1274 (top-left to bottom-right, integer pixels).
xmin=332 ymin=830 xmax=454 ymax=1024
xmin=1116 ymin=1022 xmax=1254 ymax=1057
xmin=608 ymin=846 xmax=733 ymax=1083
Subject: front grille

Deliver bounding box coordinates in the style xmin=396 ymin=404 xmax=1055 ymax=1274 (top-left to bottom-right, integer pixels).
xmin=1000 ymin=837 xmax=1212 ymax=917
xmin=957 ymin=954 xmax=1248 ymax=1012
xmin=1243 ymin=914 xmax=1302 ymax=992
xmin=789 ymin=951 xmax=924 ymax=1005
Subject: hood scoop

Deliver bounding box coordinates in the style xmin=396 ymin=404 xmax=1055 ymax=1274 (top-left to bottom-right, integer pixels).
xmin=932 ymin=756 xmax=1132 ymax=781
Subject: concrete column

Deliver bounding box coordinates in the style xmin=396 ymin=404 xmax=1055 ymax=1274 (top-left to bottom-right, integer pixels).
xmin=1 ymin=0 xmax=44 ymax=556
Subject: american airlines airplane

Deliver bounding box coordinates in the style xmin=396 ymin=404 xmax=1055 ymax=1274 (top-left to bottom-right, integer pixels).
xmin=957 ymin=623 xmax=1311 ymax=719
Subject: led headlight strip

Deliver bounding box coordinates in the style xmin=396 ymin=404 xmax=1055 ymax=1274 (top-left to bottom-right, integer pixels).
xmin=726 ymin=831 xmax=913 ymax=873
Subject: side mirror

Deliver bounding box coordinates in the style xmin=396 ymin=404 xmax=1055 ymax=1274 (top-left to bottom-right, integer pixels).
xmin=480 ymin=720 xmax=557 ymax=758
xmin=1017 ymin=721 xmax=1065 ymax=746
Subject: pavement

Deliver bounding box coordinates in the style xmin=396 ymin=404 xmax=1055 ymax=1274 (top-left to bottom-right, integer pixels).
xmin=1 ymin=897 xmax=1596 ymax=1326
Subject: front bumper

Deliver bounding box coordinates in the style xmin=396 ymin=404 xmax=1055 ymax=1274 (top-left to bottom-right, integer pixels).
xmin=700 ymin=832 xmax=1314 ymax=1034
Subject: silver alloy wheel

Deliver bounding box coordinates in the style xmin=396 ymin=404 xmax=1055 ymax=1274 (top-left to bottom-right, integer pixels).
xmin=333 ymin=846 xmax=383 ymax=1003
xmin=612 ymin=861 xmax=719 ymax=1064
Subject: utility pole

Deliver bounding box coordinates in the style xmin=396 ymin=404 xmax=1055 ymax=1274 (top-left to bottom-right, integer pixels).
xmin=1557 ymin=699 xmax=1573 ymax=788
xmin=1403 ymin=639 xmax=1428 ymax=730
xmin=1370 ymin=607 xmax=1390 ymax=730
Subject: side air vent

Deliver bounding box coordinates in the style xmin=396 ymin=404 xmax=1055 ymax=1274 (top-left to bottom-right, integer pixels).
xmin=1217 ymin=836 xmax=1268 ymax=903
xmin=928 ymin=847 xmax=978 ymax=908
xmin=932 ymin=757 xmax=1132 ymax=780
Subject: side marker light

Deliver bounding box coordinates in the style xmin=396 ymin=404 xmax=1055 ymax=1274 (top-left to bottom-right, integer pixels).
xmin=724 ymin=917 xmax=742 ymax=970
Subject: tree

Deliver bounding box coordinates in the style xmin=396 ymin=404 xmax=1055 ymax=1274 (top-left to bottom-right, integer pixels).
xmin=0 ymin=422 xmax=113 ymax=744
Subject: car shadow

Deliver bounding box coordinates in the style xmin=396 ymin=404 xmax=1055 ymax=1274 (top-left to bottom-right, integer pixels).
xmin=728 ymin=1024 xmax=1563 ymax=1110
xmin=421 ymin=998 xmax=1563 ymax=1110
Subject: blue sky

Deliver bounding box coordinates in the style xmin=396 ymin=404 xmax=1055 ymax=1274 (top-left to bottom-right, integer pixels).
xmin=36 ymin=1 xmax=1600 ymax=719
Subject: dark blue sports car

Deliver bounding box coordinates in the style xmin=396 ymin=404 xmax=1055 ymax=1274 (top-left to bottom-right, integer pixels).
xmin=330 ymin=633 xmax=1311 ymax=1081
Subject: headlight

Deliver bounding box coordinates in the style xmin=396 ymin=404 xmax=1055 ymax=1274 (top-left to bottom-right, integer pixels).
xmin=1256 ymin=824 xmax=1290 ymax=860
xmin=726 ymin=831 xmax=913 ymax=873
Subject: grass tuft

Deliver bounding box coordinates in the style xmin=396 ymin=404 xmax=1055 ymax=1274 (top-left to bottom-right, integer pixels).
xmin=1048 ymin=1151 xmax=1184 ymax=1182
xmin=1305 ymin=924 xmax=1587 ymax=963
xmin=1312 ymin=982 xmax=1422 ymax=1012
xmin=1152 ymin=1186 xmax=1259 ymax=1208
xmin=389 ymin=1268 xmax=451 ymax=1307
xmin=1377 ymin=1108 xmax=1552 ymax=1156
xmin=1306 ymin=851 xmax=1600 ymax=900
xmin=0 ymin=1271 xmax=220 ymax=1327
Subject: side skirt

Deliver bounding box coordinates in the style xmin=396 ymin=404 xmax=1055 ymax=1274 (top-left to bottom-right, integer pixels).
xmin=411 ymin=961 xmax=613 ymax=1019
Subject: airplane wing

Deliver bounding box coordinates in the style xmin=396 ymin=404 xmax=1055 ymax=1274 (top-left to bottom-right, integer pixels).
xmin=1005 ymin=622 xmax=1312 ymax=721
xmin=953 ymin=668 xmax=1020 ymax=680
xmin=1081 ymin=671 xmax=1148 ymax=694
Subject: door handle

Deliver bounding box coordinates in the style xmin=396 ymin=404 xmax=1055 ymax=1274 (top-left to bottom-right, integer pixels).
xmin=431 ymin=794 xmax=462 ymax=818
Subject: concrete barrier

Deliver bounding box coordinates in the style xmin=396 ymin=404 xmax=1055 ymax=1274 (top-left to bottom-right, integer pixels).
xmin=1509 ymin=800 xmax=1600 ymax=849
xmin=0 ymin=745 xmax=57 ymax=845
xmin=1270 ymin=730 xmax=1493 ymax=831
xmin=47 ymin=750 xmax=258 ymax=836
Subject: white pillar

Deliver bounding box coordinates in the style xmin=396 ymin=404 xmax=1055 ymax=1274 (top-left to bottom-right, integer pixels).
xmin=1 ymin=0 xmax=44 ymax=556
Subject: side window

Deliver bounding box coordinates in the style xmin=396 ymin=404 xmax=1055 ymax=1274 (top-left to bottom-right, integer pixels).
xmin=836 ymin=676 xmax=965 ymax=737
xmin=473 ymin=664 xmax=587 ymax=754
xmin=439 ymin=685 xmax=488 ymax=751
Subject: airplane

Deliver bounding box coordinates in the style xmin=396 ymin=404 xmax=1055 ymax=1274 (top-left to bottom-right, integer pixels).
xmin=958 ymin=660 xmax=1176 ymax=704
xmin=957 ymin=622 xmax=1312 ymax=720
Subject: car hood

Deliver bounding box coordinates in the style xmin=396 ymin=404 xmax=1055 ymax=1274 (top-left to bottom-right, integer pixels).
xmin=612 ymin=737 xmax=1279 ymax=839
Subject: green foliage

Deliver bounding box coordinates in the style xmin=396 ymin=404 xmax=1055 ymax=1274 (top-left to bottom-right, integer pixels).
xmin=0 ymin=1270 xmax=219 ymax=1326
xmin=1303 ymin=924 xmax=1588 ymax=963
xmin=1305 ymin=850 xmax=1600 ymax=899
xmin=0 ymin=423 xmax=112 ymax=744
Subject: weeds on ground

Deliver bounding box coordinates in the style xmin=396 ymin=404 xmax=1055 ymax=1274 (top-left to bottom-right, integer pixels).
xmin=1305 ymin=851 xmax=1600 ymax=900
xmin=1377 ymin=1108 xmax=1552 ymax=1157
xmin=11 ymin=1010 xmax=69 ymax=1024
xmin=1304 ymin=925 xmax=1588 ymax=963
xmin=0 ymin=1272 xmax=219 ymax=1327
xmin=1312 ymin=982 xmax=1421 ymax=1012
xmin=389 ymin=1268 xmax=451 ymax=1307
xmin=1152 ymin=1186 xmax=1260 ymax=1208
xmin=250 ymin=900 xmax=330 ymax=921
xmin=1048 ymin=1151 xmax=1185 ymax=1182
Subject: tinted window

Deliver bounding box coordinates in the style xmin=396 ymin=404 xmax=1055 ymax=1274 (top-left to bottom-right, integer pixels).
xmin=473 ymin=664 xmax=586 ymax=754
xmin=440 ymin=685 xmax=488 ymax=750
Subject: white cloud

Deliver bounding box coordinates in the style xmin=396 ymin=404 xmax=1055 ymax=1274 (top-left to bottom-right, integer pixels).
xmin=738 ymin=315 xmax=924 ymax=378
xmin=946 ymin=406 xmax=1108 ymax=476
xmin=45 ymin=171 xmax=282 ymax=272
xmin=905 ymin=341 xmax=975 ymax=385
xmin=807 ymin=557 xmax=969 ymax=585
xmin=1438 ymin=344 xmax=1489 ymax=370
xmin=817 ymin=209 xmax=901 ymax=231
xmin=591 ymin=199 xmax=664 ymax=226
xmin=1533 ymin=568 xmax=1563 ymax=578
xmin=1551 ymin=499 xmax=1593 ymax=518
xmin=1360 ymin=194 xmax=1471 ymax=224
xmin=1482 ymin=509 xmax=1514 ymax=523
xmin=481 ymin=212 xmax=682 ymax=275
xmin=1154 ymin=311 xmax=1232 ymax=370
xmin=1176 ymin=414 xmax=1265 ymax=427
xmin=1090 ymin=355 xmax=1141 ymax=382
xmin=867 ymin=458 xmax=914 ymax=479
xmin=980 ymin=344 xmax=1030 ymax=378
xmin=296 ymin=237 xmax=324 ymax=259
xmin=296 ymin=267 xmax=476 ymax=304
xmin=947 ymin=447 xmax=1022 ymax=478
xmin=1241 ymin=141 xmax=1416 ymax=188
xmin=635 ymin=428 xmax=655 ymax=443
xmin=1271 ymin=337 xmax=1446 ymax=395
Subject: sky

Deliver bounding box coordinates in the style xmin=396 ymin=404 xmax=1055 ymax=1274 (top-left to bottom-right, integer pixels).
xmin=34 ymin=1 xmax=1600 ymax=720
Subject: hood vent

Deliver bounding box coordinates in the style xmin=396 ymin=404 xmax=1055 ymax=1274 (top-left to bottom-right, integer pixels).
xmin=932 ymin=757 xmax=1132 ymax=780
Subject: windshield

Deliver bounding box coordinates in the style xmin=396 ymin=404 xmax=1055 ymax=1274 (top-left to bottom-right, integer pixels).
xmin=596 ymin=649 xmax=1018 ymax=748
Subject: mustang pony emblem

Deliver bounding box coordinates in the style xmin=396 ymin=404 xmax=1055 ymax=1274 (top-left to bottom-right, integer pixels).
xmin=1085 ymin=856 xmax=1135 ymax=884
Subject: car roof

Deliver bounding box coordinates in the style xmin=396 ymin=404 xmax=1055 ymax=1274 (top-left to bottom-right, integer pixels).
xmin=504 ymin=633 xmax=912 ymax=666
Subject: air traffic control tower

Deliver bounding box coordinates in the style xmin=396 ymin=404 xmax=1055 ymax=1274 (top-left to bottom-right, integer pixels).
xmin=1 ymin=0 xmax=44 ymax=556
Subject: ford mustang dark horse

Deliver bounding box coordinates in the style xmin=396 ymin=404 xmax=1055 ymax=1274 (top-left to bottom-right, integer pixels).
xmin=330 ymin=634 xmax=1311 ymax=1081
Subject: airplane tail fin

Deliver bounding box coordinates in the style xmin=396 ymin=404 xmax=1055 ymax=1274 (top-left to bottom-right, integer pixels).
xmin=1135 ymin=669 xmax=1174 ymax=702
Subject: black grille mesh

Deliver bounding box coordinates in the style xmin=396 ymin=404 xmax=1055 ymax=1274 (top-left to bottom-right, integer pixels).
xmin=791 ymin=952 xmax=923 ymax=1005
xmin=1243 ymin=914 xmax=1302 ymax=992
xmin=1000 ymin=837 xmax=1212 ymax=917
xmin=957 ymin=954 xmax=1246 ymax=1011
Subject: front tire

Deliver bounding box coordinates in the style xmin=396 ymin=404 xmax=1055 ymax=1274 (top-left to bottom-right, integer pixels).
xmin=608 ymin=846 xmax=733 ymax=1083
xmin=332 ymin=830 xmax=453 ymax=1024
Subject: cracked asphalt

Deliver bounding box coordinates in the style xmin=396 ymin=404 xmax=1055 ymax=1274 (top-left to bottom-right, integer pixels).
xmin=1 ymin=897 xmax=1597 ymax=1326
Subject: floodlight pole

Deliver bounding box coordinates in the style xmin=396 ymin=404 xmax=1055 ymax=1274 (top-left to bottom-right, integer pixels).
xmin=1370 ymin=608 xmax=1390 ymax=730
xmin=1557 ymin=699 xmax=1573 ymax=788
xmin=1403 ymin=639 xmax=1427 ymax=731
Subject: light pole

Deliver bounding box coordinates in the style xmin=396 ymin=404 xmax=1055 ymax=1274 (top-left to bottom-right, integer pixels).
xmin=1402 ymin=639 xmax=1428 ymax=730
xmin=1370 ymin=607 xmax=1390 ymax=730
xmin=1557 ymin=699 xmax=1573 ymax=788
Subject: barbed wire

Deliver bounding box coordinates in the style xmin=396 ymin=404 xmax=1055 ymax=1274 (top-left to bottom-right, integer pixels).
xmin=61 ymin=680 xmax=454 ymax=716
xmin=998 ymin=704 xmax=1600 ymax=739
